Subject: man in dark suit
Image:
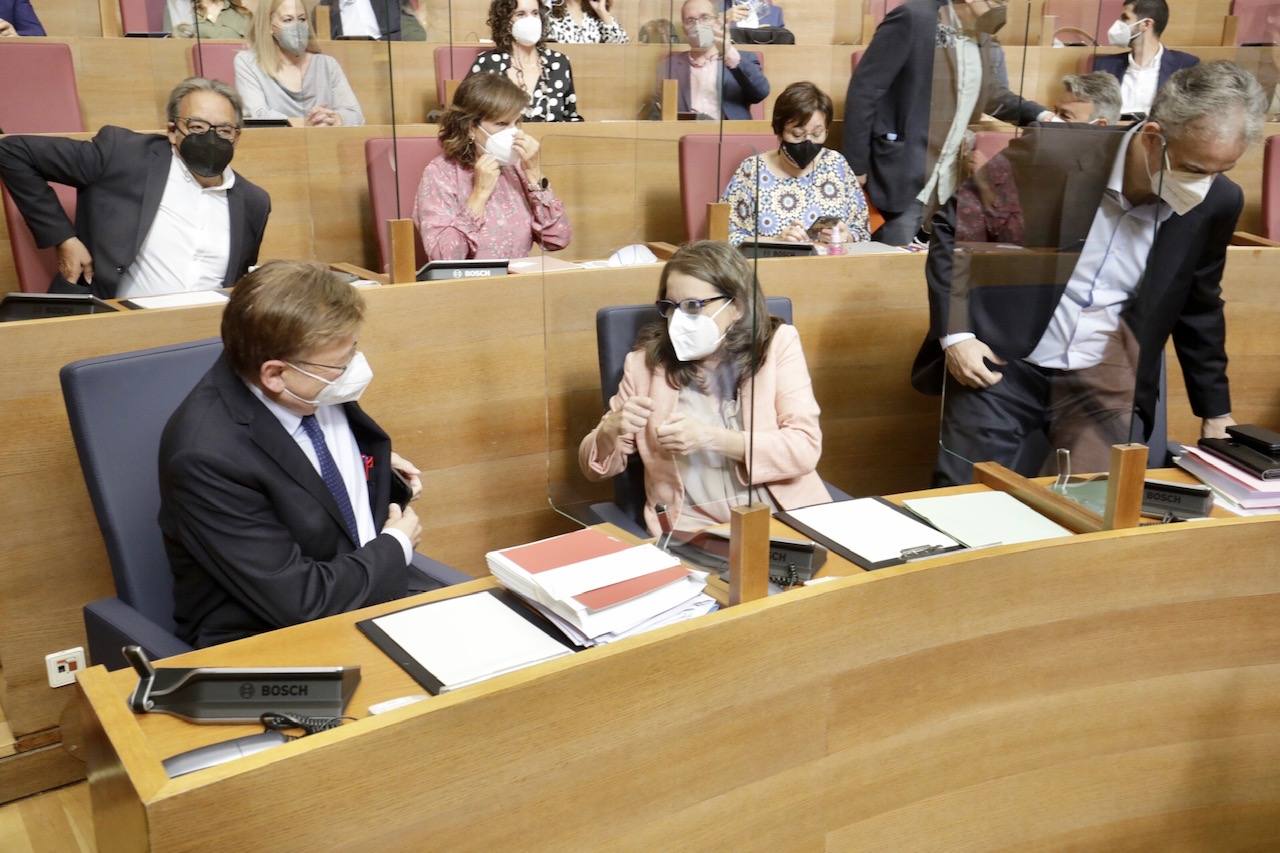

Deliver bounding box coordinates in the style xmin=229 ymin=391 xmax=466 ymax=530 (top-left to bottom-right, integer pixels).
xmin=1093 ymin=0 xmax=1198 ymax=117
xmin=842 ymin=0 xmax=1052 ymax=245
xmin=664 ymin=0 xmax=769 ymax=120
xmin=0 ymin=78 xmax=269 ymax=298
xmin=0 ymin=0 xmax=44 ymax=35
xmin=914 ymin=61 xmax=1265 ymax=486
xmin=160 ymin=261 xmax=452 ymax=648
xmin=327 ymin=0 xmax=404 ymax=40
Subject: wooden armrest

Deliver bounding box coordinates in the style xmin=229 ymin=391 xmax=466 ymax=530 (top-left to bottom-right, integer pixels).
xmin=330 ymin=262 xmax=389 ymax=284
xmin=1230 ymin=231 xmax=1280 ymax=248
xmin=645 ymin=241 xmax=679 ymax=260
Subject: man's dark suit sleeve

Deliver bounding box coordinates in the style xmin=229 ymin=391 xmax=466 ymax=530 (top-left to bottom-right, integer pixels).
xmin=165 ymin=447 xmax=409 ymax=631
xmin=0 ymin=128 xmax=118 ymax=248
xmin=12 ymin=0 xmax=45 ymax=35
xmin=244 ymin=190 xmax=271 ymax=272
xmin=842 ymin=7 xmax=914 ymax=177
xmin=730 ymin=52 xmax=770 ymax=106
xmin=1171 ymin=184 xmax=1239 ymax=419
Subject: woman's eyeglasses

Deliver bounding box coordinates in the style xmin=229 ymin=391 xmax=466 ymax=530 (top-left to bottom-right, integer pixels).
xmin=656 ymin=296 xmax=730 ymax=317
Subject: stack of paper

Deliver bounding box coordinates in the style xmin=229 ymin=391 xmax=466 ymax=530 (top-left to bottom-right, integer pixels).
xmin=486 ymin=528 xmax=714 ymax=647
xmin=1177 ymin=447 xmax=1280 ymax=514
xmin=903 ymin=492 xmax=1073 ymax=548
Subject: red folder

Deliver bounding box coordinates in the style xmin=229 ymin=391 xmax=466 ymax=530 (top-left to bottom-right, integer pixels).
xmin=497 ymin=528 xmax=690 ymax=612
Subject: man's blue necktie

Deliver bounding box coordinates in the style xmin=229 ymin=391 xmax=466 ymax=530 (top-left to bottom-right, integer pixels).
xmin=300 ymin=414 xmax=360 ymax=544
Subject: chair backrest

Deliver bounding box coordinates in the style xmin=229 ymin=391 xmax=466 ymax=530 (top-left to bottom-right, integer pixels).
xmin=190 ymin=42 xmax=244 ymax=88
xmin=1264 ymin=135 xmax=1280 ymax=241
xmin=595 ymin=298 xmax=793 ymax=524
xmin=119 ymin=0 xmax=166 ymax=34
xmin=365 ymin=136 xmax=444 ymax=273
xmin=60 ymin=339 xmax=224 ymax=632
xmin=1 ymin=182 xmax=77 ymax=293
xmin=433 ymin=46 xmax=486 ymax=107
xmin=679 ymin=133 xmax=779 ymax=242
xmin=0 ymin=43 xmax=84 ymax=134
xmin=972 ymin=129 xmax=1014 ymax=162
xmin=1231 ymin=0 xmax=1275 ymax=45
xmin=1044 ymin=0 xmax=1125 ymax=43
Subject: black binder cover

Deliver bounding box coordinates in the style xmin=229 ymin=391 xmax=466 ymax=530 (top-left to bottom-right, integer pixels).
xmin=1198 ymin=437 xmax=1280 ymax=481
xmin=356 ymin=589 xmax=581 ymax=695
xmin=775 ymin=497 xmax=964 ymax=571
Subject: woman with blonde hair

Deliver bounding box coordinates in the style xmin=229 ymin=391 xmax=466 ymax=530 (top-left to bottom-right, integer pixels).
xmin=413 ymin=73 xmax=572 ymax=261
xmin=234 ymin=0 xmax=364 ymax=126
xmin=579 ymin=241 xmax=828 ymax=535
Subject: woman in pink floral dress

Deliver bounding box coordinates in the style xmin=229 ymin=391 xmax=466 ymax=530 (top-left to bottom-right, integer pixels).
xmin=412 ymin=73 xmax=572 ymax=261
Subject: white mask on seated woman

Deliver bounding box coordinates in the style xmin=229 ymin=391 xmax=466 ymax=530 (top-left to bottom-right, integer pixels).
xmin=479 ymin=125 xmax=520 ymax=165
xmin=669 ymin=300 xmax=732 ymax=362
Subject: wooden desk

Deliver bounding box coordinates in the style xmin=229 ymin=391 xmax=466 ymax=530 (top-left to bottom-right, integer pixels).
xmin=77 ymin=502 xmax=1280 ymax=850
xmin=2 ymin=249 xmax=1278 ymax=797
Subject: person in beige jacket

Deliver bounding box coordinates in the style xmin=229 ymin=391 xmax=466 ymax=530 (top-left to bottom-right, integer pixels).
xmin=579 ymin=241 xmax=830 ymax=536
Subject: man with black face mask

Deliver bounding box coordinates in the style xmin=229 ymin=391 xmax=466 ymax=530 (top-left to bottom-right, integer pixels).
xmin=0 ymin=77 xmax=270 ymax=298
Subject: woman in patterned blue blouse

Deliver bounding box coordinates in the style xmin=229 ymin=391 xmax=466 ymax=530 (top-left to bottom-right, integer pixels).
xmin=721 ymin=82 xmax=871 ymax=248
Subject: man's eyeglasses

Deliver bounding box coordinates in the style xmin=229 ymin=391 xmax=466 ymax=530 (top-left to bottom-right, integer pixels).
xmin=656 ymin=296 xmax=730 ymax=317
xmin=682 ymin=13 xmax=716 ymax=27
xmin=177 ymin=117 xmax=241 ymax=142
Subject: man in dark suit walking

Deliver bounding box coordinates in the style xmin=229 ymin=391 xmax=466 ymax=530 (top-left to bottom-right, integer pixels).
xmin=159 ymin=261 xmax=459 ymax=648
xmin=914 ymin=61 xmax=1265 ymax=486
xmin=842 ymin=0 xmax=1052 ymax=245
xmin=1093 ymin=0 xmax=1198 ymax=117
xmin=0 ymin=77 xmax=270 ymax=298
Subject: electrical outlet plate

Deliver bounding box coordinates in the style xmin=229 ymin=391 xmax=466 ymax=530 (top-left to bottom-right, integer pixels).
xmin=45 ymin=646 xmax=86 ymax=688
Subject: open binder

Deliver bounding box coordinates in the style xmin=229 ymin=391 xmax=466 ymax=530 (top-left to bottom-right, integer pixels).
xmin=775 ymin=497 xmax=964 ymax=571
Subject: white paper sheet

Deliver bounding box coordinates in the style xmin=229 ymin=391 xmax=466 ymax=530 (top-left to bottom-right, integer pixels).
xmin=125 ymin=291 xmax=228 ymax=309
xmin=784 ymin=498 xmax=959 ymax=564
xmin=371 ymin=592 xmax=572 ymax=692
xmin=903 ymin=491 xmax=1073 ymax=548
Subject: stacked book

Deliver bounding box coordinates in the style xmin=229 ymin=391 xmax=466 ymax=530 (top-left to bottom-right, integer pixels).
xmin=487 ymin=528 xmax=716 ymax=647
xmin=1176 ymin=443 xmax=1280 ymax=515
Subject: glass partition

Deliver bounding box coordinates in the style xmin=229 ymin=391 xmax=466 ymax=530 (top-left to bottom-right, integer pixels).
xmin=936 ymin=116 xmax=1155 ymax=490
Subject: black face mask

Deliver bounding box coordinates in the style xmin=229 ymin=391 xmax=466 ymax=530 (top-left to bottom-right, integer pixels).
xmin=780 ymin=139 xmax=822 ymax=170
xmin=177 ymin=129 xmax=235 ymax=178
xmin=974 ymin=4 xmax=1006 ymax=35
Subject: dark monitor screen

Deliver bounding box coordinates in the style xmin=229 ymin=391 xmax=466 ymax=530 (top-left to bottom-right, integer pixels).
xmin=737 ymin=241 xmax=817 ymax=260
xmin=0 ymin=293 xmax=119 ymax=323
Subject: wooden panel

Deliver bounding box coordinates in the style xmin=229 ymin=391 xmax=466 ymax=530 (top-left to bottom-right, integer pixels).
xmin=0 ymin=780 xmax=94 ymax=853
xmin=0 ymin=744 xmax=85 ymax=806
xmin=74 ymin=514 xmax=1280 ymax=849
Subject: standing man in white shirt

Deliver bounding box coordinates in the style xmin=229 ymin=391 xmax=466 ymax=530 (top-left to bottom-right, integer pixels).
xmin=0 ymin=78 xmax=270 ymax=298
xmin=1094 ymin=0 xmax=1199 ymax=118
xmin=913 ymin=62 xmax=1265 ymax=486
xmin=328 ymin=0 xmax=403 ymax=39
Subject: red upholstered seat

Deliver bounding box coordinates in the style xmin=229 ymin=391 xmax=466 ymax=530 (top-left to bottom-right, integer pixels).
xmin=364 ymin=137 xmax=444 ymax=273
xmin=972 ymin=129 xmax=1015 ymax=162
xmin=678 ymin=133 xmax=778 ymax=242
xmin=0 ymin=43 xmax=84 ymax=134
xmin=433 ymin=46 xmax=487 ymax=108
xmin=866 ymin=0 xmax=907 ymax=27
xmin=190 ymin=43 xmax=245 ymax=88
xmin=1 ymin=182 xmax=78 ymax=293
xmin=1263 ymin=135 xmax=1279 ymax=241
xmin=1230 ymin=0 xmax=1277 ymax=45
xmin=119 ymin=0 xmax=166 ymax=34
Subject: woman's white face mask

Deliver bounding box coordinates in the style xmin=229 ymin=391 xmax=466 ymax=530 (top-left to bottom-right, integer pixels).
xmin=668 ymin=299 xmax=733 ymax=362
xmin=478 ymin=125 xmax=520 ymax=165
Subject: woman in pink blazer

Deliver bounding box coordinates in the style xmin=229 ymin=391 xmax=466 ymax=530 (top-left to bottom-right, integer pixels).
xmin=578 ymin=241 xmax=830 ymax=536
